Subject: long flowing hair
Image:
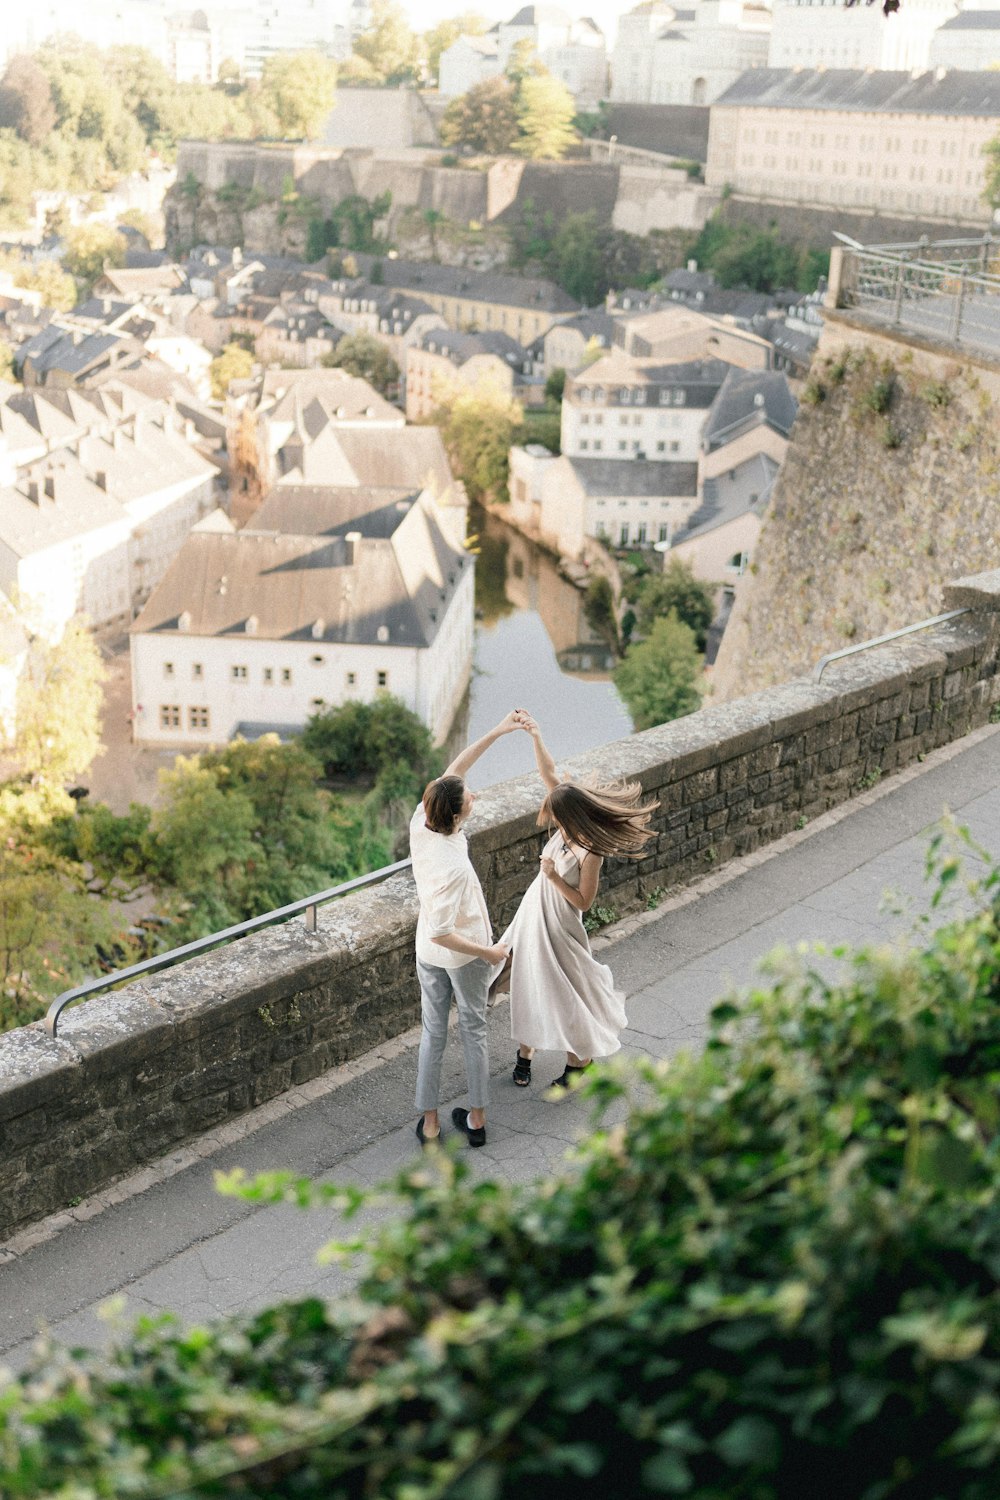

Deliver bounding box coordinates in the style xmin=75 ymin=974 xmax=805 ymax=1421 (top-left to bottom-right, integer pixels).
xmin=539 ymin=780 xmax=658 ymax=860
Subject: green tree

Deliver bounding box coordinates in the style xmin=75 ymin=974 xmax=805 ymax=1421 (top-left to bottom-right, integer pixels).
xmin=352 ymin=0 xmax=422 ymax=86
xmin=14 ymin=622 xmax=106 ymax=787
xmin=583 ymin=573 xmax=620 ymax=655
xmin=209 ymin=341 xmax=254 ymax=400
xmin=13 ymin=259 xmax=78 ymax=312
xmin=984 ymin=131 xmax=1000 ymax=212
xmin=0 ymin=338 xmax=16 ymax=383
xmin=0 ymin=55 xmax=56 ymax=147
xmin=544 ymin=366 xmax=566 ymax=403
xmin=150 ymin=737 xmax=378 ymax=938
xmin=434 ymin=383 xmax=522 ymax=502
xmin=613 ymin=611 xmax=702 ymax=729
xmin=424 ymin=12 xmax=490 ymax=83
xmin=62 ymin=223 xmax=127 ymax=290
xmin=303 ymin=696 xmax=438 ymax=806
xmin=0 ymin=133 xmax=36 ymax=225
xmin=515 ymin=71 xmax=577 ymax=160
xmin=549 ymin=211 xmax=606 ymax=303
xmin=636 ymin=557 xmax=715 ymax=649
xmin=0 ymin=826 xmax=119 ymax=1028
xmin=260 ymin=50 xmax=337 ymax=140
xmin=322 ymin=332 xmax=399 ymax=396
xmin=439 ymin=76 xmax=519 ymax=155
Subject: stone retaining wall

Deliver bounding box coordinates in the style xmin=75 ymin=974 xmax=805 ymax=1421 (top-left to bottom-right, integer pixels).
xmin=2 ymin=571 xmax=1000 ymax=1238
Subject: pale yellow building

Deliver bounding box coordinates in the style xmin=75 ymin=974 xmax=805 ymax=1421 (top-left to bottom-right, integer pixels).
xmin=706 ymin=67 xmax=999 ymax=223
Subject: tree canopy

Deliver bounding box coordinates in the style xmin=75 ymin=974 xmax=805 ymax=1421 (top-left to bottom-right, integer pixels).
xmin=614 ymin=611 xmax=703 ymax=729
xmin=433 ymin=383 xmax=523 ymax=502
xmin=209 ymin=341 xmax=255 ymax=400
xmin=351 ymin=0 xmax=423 ymax=86
xmin=62 ymin=223 xmax=127 ymax=291
xmin=635 ymin=557 xmax=716 ymax=650
xmin=984 ymin=130 xmax=1000 ymax=213
xmin=14 ymin=621 xmax=106 ymax=787
xmin=260 ymin=51 xmax=337 ymax=140
xmin=440 ymin=76 xmax=519 ymax=155
xmin=0 ymin=54 xmax=56 ymax=147
xmin=322 ymin=331 xmax=399 ymax=397
xmin=515 ymin=71 xmax=577 ymax=161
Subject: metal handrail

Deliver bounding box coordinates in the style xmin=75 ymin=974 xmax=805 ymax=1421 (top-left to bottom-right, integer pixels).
xmin=812 ymin=609 xmax=969 ymax=685
xmin=45 ymin=857 xmax=414 ymax=1039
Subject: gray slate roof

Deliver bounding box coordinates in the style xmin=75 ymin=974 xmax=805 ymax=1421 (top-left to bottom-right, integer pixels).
xmin=569 ymin=457 xmax=699 ymax=496
xmin=131 ymin=496 xmax=467 ymax=650
xmin=938 ymin=10 xmax=1000 ymax=29
xmin=253 ymin=486 xmax=419 ymax=539
xmin=351 ymin=254 xmax=580 ymax=315
xmin=714 ymin=67 xmax=1000 ymax=116
xmin=672 ymin=452 xmax=778 ymax=546
xmin=703 ymin=369 xmax=797 ymax=449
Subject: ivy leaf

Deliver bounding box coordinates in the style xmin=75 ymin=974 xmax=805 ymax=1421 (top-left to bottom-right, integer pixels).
xmin=714 ymin=1414 xmax=782 ymax=1469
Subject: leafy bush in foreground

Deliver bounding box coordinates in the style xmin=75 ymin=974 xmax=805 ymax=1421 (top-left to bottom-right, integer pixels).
xmin=1 ymin=840 xmax=998 ymax=1497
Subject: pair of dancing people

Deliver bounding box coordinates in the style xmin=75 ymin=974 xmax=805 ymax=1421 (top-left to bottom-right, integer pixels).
xmin=408 ymin=709 xmax=657 ymax=1148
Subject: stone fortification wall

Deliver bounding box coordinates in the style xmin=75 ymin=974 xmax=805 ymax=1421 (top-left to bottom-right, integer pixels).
xmin=166 ymin=141 xmax=714 ymax=259
xmin=712 ymin=321 xmax=1000 ymax=702
xmin=3 ymin=571 xmax=1000 ymax=1239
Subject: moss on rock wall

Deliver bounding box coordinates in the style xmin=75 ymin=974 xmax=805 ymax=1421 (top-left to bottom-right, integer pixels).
xmin=712 ymin=328 xmax=1000 ymax=700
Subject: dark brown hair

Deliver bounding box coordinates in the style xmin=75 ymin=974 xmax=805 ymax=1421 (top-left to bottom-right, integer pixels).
xmin=539 ymin=780 xmax=658 ymax=860
xmin=423 ymin=774 xmax=466 ymax=835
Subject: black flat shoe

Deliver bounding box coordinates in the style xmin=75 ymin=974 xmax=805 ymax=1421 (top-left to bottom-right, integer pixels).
xmin=415 ymin=1118 xmax=442 ymax=1149
xmin=451 ymin=1107 xmax=486 ymax=1147
xmin=513 ymin=1051 xmax=532 ymax=1087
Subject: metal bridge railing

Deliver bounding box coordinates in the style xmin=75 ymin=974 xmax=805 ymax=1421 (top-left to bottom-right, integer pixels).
xmin=45 ymin=857 xmax=414 ymax=1040
xmin=838 ymin=235 xmax=1000 ymax=359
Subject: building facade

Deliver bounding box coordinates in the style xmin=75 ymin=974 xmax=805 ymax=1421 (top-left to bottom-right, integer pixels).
xmin=706 ymin=67 xmax=1000 ymax=222
xmin=130 ymin=489 xmax=474 ymax=747
xmin=768 ymin=0 xmax=959 ymax=73
xmin=610 ymin=0 xmax=771 ymax=107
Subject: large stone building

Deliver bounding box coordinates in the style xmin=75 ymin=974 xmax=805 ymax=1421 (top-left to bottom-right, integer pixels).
xmin=610 ymin=0 xmax=771 ymax=107
xmin=928 ymin=9 xmax=1000 ymax=70
xmin=706 ymin=68 xmax=1000 ymax=222
xmin=130 ymin=485 xmax=474 ymax=747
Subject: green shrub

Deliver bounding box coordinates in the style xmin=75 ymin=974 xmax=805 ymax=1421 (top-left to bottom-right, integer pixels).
xmin=2 ymin=840 xmax=1000 ymax=1498
xmin=921 ymin=379 xmax=953 ymax=409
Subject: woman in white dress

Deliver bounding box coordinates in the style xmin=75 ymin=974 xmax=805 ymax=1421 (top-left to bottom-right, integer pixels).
xmin=502 ymin=714 xmax=658 ymax=1092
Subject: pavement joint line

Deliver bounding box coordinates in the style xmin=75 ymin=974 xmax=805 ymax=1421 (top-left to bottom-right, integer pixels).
xmin=4 ymin=721 xmax=998 ymax=1260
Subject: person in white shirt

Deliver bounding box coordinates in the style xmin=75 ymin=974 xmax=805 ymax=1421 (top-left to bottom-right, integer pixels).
xmin=410 ymin=710 xmax=527 ymax=1148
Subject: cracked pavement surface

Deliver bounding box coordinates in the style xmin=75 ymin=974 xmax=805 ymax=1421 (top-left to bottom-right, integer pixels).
xmin=2 ymin=726 xmax=999 ymax=1370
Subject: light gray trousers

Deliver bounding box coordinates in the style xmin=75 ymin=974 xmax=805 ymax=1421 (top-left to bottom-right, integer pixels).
xmin=414 ymin=957 xmax=490 ymax=1112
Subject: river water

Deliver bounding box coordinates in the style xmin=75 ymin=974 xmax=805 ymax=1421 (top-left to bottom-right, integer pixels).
xmin=460 ymin=507 xmax=634 ymax=786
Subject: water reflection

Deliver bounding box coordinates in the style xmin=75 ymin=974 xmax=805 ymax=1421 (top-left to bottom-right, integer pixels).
xmin=462 ymin=506 xmax=634 ymax=786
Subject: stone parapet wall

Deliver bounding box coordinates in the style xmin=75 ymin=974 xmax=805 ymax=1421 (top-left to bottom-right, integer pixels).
xmin=2 ymin=571 xmax=1000 ymax=1239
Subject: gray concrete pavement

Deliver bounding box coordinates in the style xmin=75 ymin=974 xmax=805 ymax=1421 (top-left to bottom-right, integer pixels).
xmin=2 ymin=724 xmax=1000 ymax=1371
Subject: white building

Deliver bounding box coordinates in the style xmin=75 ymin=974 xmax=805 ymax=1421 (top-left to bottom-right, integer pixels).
xmin=438 ymin=32 xmax=502 ymax=95
xmin=0 ymin=387 xmax=218 ymax=634
xmin=929 ymin=8 xmax=1000 ymax=70
xmin=439 ymin=5 xmax=607 ymax=108
xmin=560 ymin=351 xmax=731 ymax=464
xmin=509 ymin=446 xmax=700 ymax=557
xmin=130 ymin=487 xmax=474 ymax=746
xmin=611 ymin=0 xmax=771 ymax=107
xmin=768 ymin=0 xmax=958 ymax=73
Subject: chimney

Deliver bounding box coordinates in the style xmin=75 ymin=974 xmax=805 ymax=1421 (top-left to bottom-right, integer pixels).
xmin=232 ymin=246 xmax=243 ymax=268
xmin=311 ymin=618 xmax=325 ymax=639
xmin=184 ymin=418 xmax=196 ymax=442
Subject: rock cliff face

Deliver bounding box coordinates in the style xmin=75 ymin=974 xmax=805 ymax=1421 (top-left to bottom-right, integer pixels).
xmin=711 ymin=319 xmax=1000 ymax=700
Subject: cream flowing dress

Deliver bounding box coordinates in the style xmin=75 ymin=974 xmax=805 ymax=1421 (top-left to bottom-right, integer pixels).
xmin=501 ymin=830 xmax=627 ymax=1057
